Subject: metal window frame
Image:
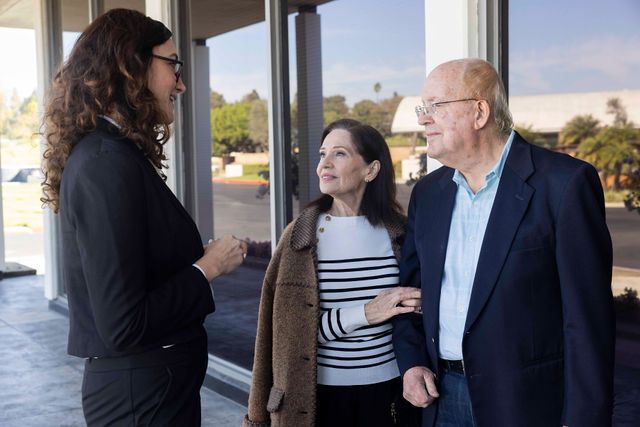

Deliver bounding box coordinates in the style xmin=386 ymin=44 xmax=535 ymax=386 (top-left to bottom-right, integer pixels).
xmin=36 ymin=0 xmax=64 ymax=300
xmin=266 ymin=0 xmax=293 ymax=249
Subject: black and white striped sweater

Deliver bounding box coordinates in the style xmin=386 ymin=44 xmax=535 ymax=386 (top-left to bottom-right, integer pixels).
xmin=316 ymin=214 xmax=400 ymax=386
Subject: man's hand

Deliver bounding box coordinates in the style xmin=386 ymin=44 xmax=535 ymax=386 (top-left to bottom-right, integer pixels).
xmin=403 ymin=366 xmax=439 ymax=408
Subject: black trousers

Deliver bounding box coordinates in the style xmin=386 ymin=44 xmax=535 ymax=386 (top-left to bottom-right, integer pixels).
xmin=81 ymin=333 xmax=208 ymax=427
xmin=316 ymin=377 xmax=422 ymax=427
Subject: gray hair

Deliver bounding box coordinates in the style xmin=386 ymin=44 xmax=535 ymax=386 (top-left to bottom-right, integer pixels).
xmin=460 ymin=59 xmax=513 ymax=136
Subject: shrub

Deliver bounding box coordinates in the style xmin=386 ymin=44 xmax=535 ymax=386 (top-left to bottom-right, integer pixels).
xmin=614 ymin=287 xmax=640 ymax=315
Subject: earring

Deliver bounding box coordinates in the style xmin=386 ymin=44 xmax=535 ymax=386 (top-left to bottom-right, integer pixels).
xmin=364 ymin=177 xmax=370 ymax=183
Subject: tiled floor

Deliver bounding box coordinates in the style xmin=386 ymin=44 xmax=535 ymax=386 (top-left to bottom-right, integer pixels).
xmin=0 ymin=274 xmax=245 ymax=427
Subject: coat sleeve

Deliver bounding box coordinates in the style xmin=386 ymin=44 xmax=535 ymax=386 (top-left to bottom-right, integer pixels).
xmin=245 ymin=238 xmax=287 ymax=426
xmin=555 ymin=163 xmax=614 ymax=426
xmin=70 ymin=150 xmax=214 ymax=352
xmin=392 ymin=186 xmax=429 ymax=376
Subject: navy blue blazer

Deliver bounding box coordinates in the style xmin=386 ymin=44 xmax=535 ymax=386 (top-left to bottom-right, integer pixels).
xmin=393 ymin=133 xmax=614 ymax=427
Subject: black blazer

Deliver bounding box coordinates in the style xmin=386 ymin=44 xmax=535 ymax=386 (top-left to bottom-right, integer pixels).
xmin=60 ymin=118 xmax=215 ymax=358
xmin=394 ymin=133 xmax=614 ymax=427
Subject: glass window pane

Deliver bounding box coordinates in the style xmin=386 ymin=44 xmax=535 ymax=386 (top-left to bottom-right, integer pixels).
xmin=509 ymin=0 xmax=640 ymax=420
xmin=201 ymin=0 xmax=426 ymax=371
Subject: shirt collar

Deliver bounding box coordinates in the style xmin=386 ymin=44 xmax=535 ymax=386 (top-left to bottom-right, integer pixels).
xmin=452 ymin=129 xmax=515 ymax=187
xmin=97 ymin=115 xmax=147 ymax=154
xmin=98 ymin=114 xmax=121 ymax=129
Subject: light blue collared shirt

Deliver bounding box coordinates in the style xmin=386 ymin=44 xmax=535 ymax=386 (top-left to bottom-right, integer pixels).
xmin=438 ymin=130 xmax=515 ymax=360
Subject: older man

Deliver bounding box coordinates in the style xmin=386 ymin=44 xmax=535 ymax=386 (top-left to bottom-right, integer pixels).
xmin=393 ymin=58 xmax=614 ymax=427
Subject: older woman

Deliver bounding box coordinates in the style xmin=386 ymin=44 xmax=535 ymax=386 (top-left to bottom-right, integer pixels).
xmin=41 ymin=9 xmax=246 ymax=426
xmin=245 ymin=119 xmax=422 ymax=427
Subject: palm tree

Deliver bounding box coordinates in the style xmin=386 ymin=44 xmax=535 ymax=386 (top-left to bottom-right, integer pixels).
xmin=559 ymin=115 xmax=600 ymax=147
xmin=578 ymin=125 xmax=640 ymax=191
xmin=607 ymin=97 xmax=629 ymax=127
xmin=514 ymin=124 xmax=547 ymax=147
xmin=373 ymin=82 xmax=381 ymax=102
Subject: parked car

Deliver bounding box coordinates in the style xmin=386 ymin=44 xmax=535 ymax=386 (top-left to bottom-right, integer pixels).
xmin=1 ymin=167 xmax=42 ymax=183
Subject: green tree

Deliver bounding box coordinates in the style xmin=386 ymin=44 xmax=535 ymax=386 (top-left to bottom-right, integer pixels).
xmin=559 ymin=115 xmax=600 ymax=147
xmin=576 ymin=97 xmax=640 ymax=191
xmin=625 ymin=160 xmax=640 ymax=214
xmin=346 ymin=94 xmax=403 ymax=138
xmin=323 ymin=95 xmax=349 ymax=126
xmin=290 ymin=92 xmax=298 ymax=131
xmin=241 ymin=89 xmax=261 ymax=103
xmin=248 ymin=99 xmax=269 ymax=152
xmin=211 ymin=101 xmax=252 ymax=156
xmin=378 ymin=94 xmax=403 ymax=137
xmin=350 ymin=99 xmax=388 ymax=136
xmin=578 ymin=125 xmax=639 ymax=191
xmin=8 ymin=91 xmax=39 ymax=141
xmin=0 ymin=89 xmax=21 ymax=139
xmin=514 ymin=124 xmax=547 ymax=147
xmin=210 ymin=90 xmax=226 ymax=109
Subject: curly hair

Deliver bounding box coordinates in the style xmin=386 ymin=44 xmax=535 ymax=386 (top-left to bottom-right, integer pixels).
xmin=42 ymin=9 xmax=174 ymax=212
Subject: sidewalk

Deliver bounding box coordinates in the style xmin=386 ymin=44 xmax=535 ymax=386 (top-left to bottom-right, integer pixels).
xmin=0 ymin=275 xmax=245 ymax=427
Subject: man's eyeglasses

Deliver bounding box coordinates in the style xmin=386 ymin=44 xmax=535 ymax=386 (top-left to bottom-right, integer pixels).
xmin=152 ymin=54 xmax=184 ymax=82
xmin=415 ymin=98 xmax=478 ymax=118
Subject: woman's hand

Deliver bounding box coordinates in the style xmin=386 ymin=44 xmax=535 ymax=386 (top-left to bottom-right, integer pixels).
xmin=364 ymin=287 xmax=421 ymax=325
xmin=195 ymin=235 xmax=247 ymax=282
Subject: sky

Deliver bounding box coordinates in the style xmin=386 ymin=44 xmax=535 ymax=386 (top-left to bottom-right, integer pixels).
xmin=0 ymin=0 xmax=638 ymax=104
xmin=207 ymin=0 xmax=426 ymax=105
xmin=508 ymin=0 xmax=640 ymax=96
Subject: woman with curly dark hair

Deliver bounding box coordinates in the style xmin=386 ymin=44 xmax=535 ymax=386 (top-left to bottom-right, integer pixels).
xmin=41 ymin=9 xmax=246 ymax=426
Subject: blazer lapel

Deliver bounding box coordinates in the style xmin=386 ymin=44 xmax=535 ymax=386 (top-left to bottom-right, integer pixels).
xmin=423 ymin=170 xmax=457 ymax=344
xmin=464 ymin=135 xmax=535 ymax=332
xmin=154 ymin=171 xmax=203 ymax=240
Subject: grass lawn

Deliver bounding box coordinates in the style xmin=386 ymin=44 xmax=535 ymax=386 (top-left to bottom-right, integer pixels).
xmin=2 ymin=182 xmax=44 ymax=232
xmin=386 ymin=135 xmax=412 ymax=147
xmin=605 ymin=190 xmax=630 ymax=203
xmin=393 ymin=161 xmax=403 ymax=180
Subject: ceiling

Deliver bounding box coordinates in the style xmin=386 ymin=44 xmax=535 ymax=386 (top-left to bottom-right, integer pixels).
xmin=0 ymin=0 xmax=333 ymax=39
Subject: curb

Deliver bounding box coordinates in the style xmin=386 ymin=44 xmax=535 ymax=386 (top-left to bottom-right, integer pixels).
xmin=614 ymin=266 xmax=640 ymax=275
xmin=242 ymin=256 xmax=270 ymax=270
xmin=212 ymin=178 xmax=267 ymax=185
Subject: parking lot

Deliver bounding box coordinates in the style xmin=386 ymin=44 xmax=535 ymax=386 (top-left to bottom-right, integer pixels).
xmin=5 ymin=182 xmax=640 ymax=271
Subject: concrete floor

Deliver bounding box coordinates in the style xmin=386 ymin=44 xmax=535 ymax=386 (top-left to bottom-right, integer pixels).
xmin=0 ymin=274 xmax=245 ymax=427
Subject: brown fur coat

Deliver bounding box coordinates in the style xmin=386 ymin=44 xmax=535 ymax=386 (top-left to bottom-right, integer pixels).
xmin=243 ymin=206 xmax=405 ymax=427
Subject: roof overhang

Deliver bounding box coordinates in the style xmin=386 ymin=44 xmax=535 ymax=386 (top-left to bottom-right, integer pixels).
xmin=0 ymin=0 xmax=332 ymax=38
xmin=391 ymin=96 xmax=422 ymax=133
